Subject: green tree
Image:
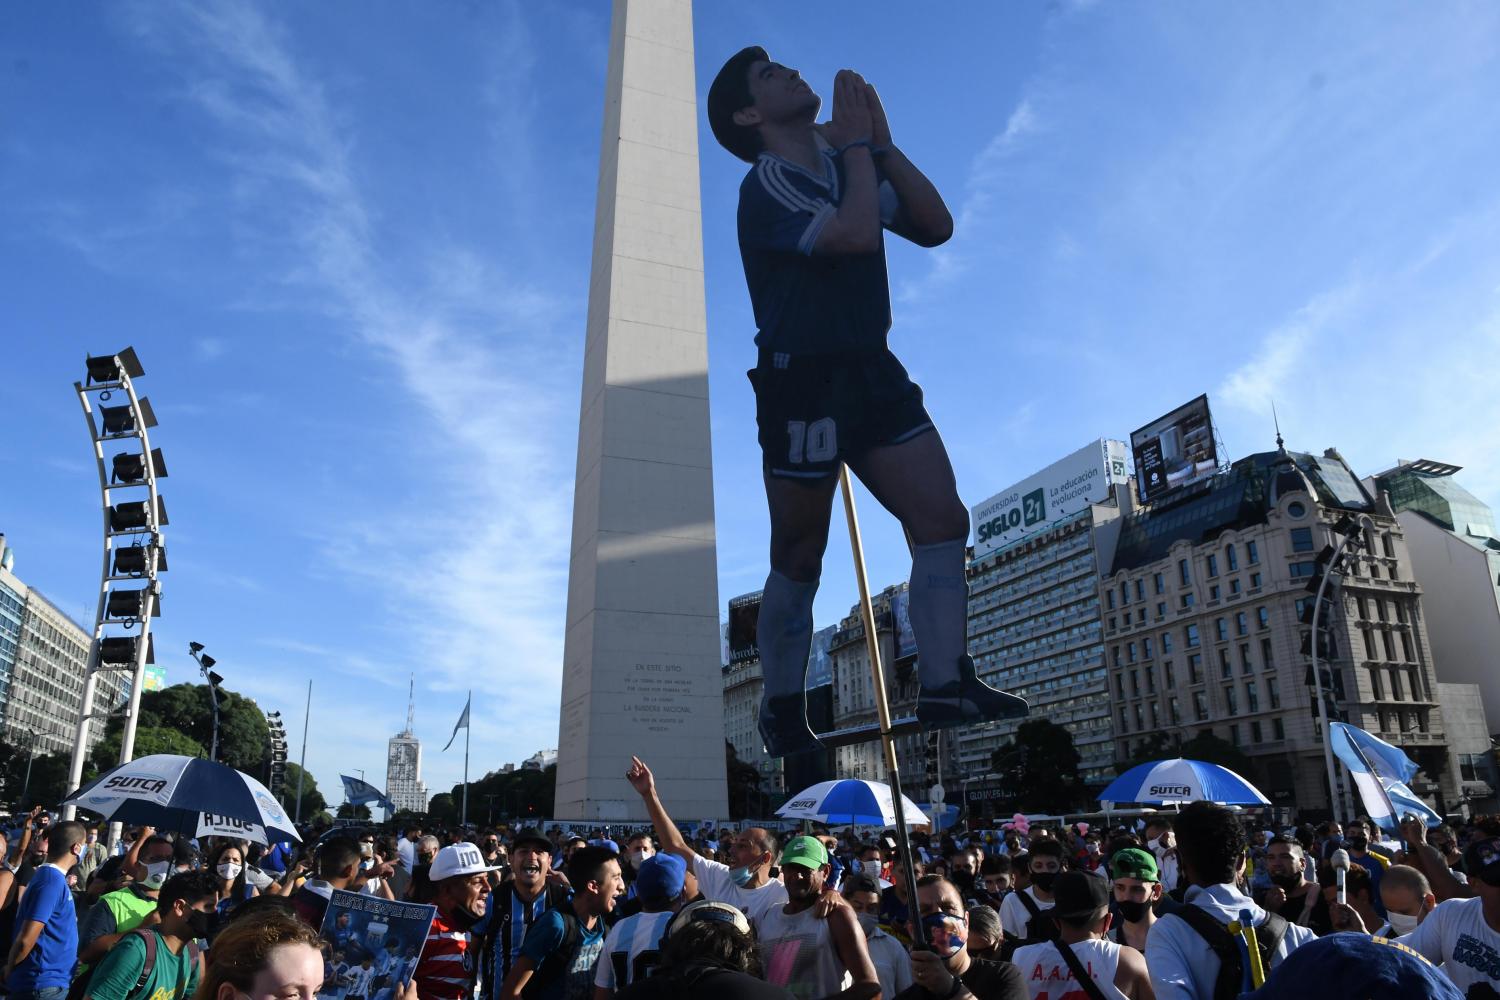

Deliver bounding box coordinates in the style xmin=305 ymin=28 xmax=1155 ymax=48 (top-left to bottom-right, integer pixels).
xmin=991 ymin=719 xmax=1085 ymax=815
xmin=281 ymin=763 xmax=326 ymax=821
xmin=88 ymin=726 xmax=205 ymax=777
xmin=336 ymin=803 xmax=371 ymax=820
xmin=427 ymin=793 xmax=457 ymax=824
xmin=97 ymin=683 xmax=273 ymax=776
xmin=1115 ymin=732 xmax=1177 ymax=776
xmin=0 ymin=741 xmax=76 ymax=810
xmin=448 ymin=764 xmax=556 ymax=826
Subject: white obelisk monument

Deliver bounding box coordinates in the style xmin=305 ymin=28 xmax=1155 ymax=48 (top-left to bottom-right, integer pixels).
xmin=554 ymin=0 xmax=729 ymax=821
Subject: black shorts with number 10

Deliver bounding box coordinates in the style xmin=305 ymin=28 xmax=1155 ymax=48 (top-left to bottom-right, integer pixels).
xmin=749 ymin=347 xmax=935 ymax=480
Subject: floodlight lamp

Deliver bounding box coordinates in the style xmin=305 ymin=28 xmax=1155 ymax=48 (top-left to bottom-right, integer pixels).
xmin=110 ymin=502 xmax=152 ymax=532
xmin=207 ymin=670 xmax=225 ymax=687
xmin=199 ymin=654 xmax=217 ymax=670
xmin=189 ymin=641 xmax=205 ymax=654
xmin=100 ymin=405 xmax=137 ymax=436
xmin=1333 ymin=512 xmax=1360 ymax=538
xmin=85 ymin=347 xmax=145 ymax=385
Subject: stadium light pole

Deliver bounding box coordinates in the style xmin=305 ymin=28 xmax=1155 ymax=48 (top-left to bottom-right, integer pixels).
xmin=64 ymin=348 xmax=167 ymax=825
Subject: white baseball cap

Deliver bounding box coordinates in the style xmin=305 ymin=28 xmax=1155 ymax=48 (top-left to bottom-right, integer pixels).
xmin=430 ymin=842 xmax=504 ymax=881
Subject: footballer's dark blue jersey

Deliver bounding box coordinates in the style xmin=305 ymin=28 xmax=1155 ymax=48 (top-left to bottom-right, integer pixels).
xmin=737 ymin=137 xmax=901 ymax=356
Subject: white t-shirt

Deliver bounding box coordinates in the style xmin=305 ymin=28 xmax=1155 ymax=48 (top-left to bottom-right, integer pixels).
xmin=866 ymin=928 xmax=913 ymax=999
xmin=757 ymin=904 xmax=852 ymax=1000
xmin=1012 ymin=939 xmax=1127 ymax=1000
xmin=691 ymin=856 xmax=789 ymax=927
xmin=1402 ymin=896 xmax=1500 ymax=995
xmin=594 ymin=910 xmax=673 ymax=990
xmin=1000 ymin=887 xmax=1055 ymax=940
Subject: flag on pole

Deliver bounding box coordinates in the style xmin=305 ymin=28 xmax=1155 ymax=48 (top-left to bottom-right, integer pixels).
xmin=442 ymin=695 xmax=471 ymax=752
xmin=1329 ymin=722 xmax=1441 ymax=832
xmin=340 ymin=774 xmax=394 ymax=813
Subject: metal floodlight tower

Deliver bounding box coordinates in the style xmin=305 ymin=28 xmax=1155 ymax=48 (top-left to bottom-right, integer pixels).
xmin=63 ymin=347 xmax=168 ymax=821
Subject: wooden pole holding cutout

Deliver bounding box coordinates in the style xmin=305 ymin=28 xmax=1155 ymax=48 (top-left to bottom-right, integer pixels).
xmin=838 ymin=465 xmax=926 ymax=939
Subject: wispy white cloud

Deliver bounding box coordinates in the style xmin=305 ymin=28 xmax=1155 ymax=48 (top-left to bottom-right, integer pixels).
xmin=121 ymin=0 xmax=578 ymax=778
xmin=1217 ymin=281 xmax=1364 ymax=416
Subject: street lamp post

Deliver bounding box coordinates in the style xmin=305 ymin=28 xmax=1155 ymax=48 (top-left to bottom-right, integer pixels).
xmin=189 ymin=643 xmax=223 ymax=762
xmin=1307 ymin=514 xmax=1372 ymax=825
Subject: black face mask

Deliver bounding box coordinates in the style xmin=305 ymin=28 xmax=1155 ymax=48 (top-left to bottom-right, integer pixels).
xmin=1270 ymin=872 xmax=1303 ymax=891
xmin=418 ymin=853 xmax=436 ymax=865
xmin=1031 ymin=872 xmax=1058 ymax=892
xmin=450 ymin=903 xmax=483 ymax=930
xmin=1348 ymin=836 xmax=1369 ymax=852
xmin=1116 ymin=900 xmax=1150 ymax=923
xmin=186 ymin=909 xmax=214 ymax=939
xmin=951 ymin=871 xmax=976 ymax=891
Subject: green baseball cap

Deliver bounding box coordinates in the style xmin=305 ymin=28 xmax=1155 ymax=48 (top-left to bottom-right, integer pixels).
xmin=780 ymin=835 xmax=830 ymax=870
xmin=1110 ymin=847 xmax=1159 ymax=883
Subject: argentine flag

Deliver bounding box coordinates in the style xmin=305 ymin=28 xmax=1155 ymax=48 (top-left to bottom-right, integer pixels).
xmin=341 ymin=774 xmax=396 ymax=814
xmin=1329 ymin=722 xmax=1441 ymax=832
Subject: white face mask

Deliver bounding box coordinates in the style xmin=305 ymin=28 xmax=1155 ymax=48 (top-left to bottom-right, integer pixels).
xmin=856 ymin=912 xmax=879 ymax=939
xmin=217 ymin=862 xmax=243 ymax=881
xmin=629 ymin=850 xmax=651 ymax=868
xmin=1386 ymin=911 xmax=1422 ymax=935
xmin=142 ymin=860 xmax=173 ymax=889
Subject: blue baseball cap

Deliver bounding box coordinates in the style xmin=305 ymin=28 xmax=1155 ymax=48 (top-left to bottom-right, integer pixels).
xmin=1248 ymin=933 xmax=1460 ymax=1000
xmin=590 ymin=838 xmax=621 ymax=854
xmin=634 ymin=853 xmax=686 ymax=903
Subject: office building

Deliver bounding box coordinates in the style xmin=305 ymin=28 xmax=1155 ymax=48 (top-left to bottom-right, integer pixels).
xmin=1105 ymin=443 xmax=1463 ymax=812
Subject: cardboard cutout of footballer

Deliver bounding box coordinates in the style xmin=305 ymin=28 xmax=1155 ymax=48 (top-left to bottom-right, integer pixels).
xmin=707 ymin=48 xmax=1029 ymax=756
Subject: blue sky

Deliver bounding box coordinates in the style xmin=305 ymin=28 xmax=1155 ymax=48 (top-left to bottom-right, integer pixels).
xmin=4 ymin=2 xmax=1497 ymax=810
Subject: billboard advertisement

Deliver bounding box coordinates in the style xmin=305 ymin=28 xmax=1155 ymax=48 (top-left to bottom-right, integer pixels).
xmin=1131 ymin=394 xmax=1219 ymax=503
xmin=142 ymin=664 xmax=167 ymax=692
xmin=807 ymin=625 xmax=836 ymax=688
xmin=970 ymin=439 xmax=1130 ymax=558
xmin=891 ymin=589 xmax=918 ymax=661
xmin=727 ymin=591 xmax=762 ymax=665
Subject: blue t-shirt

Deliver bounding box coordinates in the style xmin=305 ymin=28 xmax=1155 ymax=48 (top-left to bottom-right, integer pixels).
xmin=517 ymin=910 xmax=605 ymax=1000
xmin=8 ymin=864 xmax=79 ymax=991
xmin=737 ymin=141 xmax=902 ymax=356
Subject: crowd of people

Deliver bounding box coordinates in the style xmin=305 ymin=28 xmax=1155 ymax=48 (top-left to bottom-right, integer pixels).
xmin=6 ymin=760 xmax=1500 ymax=1000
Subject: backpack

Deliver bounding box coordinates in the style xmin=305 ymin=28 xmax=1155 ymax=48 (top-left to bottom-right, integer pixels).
xmin=1014 ymin=890 xmax=1061 ymax=943
xmin=1175 ymin=905 xmax=1288 ymax=1000
xmin=521 ymin=908 xmax=582 ymax=1000
xmin=69 ymin=928 xmax=202 ymax=1000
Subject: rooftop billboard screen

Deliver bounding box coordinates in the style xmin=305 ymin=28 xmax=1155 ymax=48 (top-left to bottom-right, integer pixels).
xmin=1131 ymin=394 xmax=1219 ymax=503
xmin=970 ymin=439 xmax=1129 ymax=559
xmin=727 ymin=592 xmax=761 ymax=665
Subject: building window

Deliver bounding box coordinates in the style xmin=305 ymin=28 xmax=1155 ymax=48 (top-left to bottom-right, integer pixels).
xmin=1268 ymin=676 xmax=1280 ymax=708
xmin=1113 ymin=646 xmax=1122 ymax=668
xmin=1395 ymin=602 xmax=1408 ymax=624
xmin=1370 ymin=561 xmax=1382 ymax=580
xmin=1230 ymin=723 xmax=1240 ymax=744
xmin=1186 ymin=624 xmax=1200 ymax=648
xmin=1240 ymin=643 xmax=1253 ymax=674
xmin=1226 ymin=544 xmax=1239 ymax=572
xmin=1230 ymin=578 xmax=1242 ymax=595
xmin=1236 ymin=612 xmax=1249 ymax=636
xmin=1121 ymin=582 xmax=1130 ymax=606
xmin=1390 ymin=668 xmax=1404 ymax=700
xmin=1363 ymin=629 xmax=1377 ymax=660
xmin=1290 ymin=527 xmax=1315 ymax=552
xmin=1355 ymin=595 xmax=1369 ymax=620
xmin=1409 ymin=667 xmax=1422 ymax=701
xmin=1154 ymin=572 xmax=1165 ymax=595
xmin=1108 ymin=616 xmax=1117 ymax=631
xmin=1247 ymin=681 xmax=1259 ymax=712
xmin=1162 ymin=632 xmax=1174 ymax=654
xmin=1135 ymin=705 xmax=1144 ymax=730
xmin=1116 ymin=675 xmax=1125 ymax=697
xmin=1150 ymin=701 xmax=1160 ymax=728
xmin=1130 ymin=670 xmax=1139 ymax=695
xmin=1383 ymin=534 xmax=1396 ymax=558
xmin=1120 ymin=709 xmax=1129 ymax=733
xmin=1251 ymin=720 xmax=1262 ymax=742
xmin=1383 ymin=632 xmax=1396 ymax=661
xmin=1179 ymin=559 xmax=1192 ymax=586
xmin=1194 ymin=691 xmax=1208 ymax=720
xmin=1376 ymin=599 xmax=1388 ymax=622
xmin=1209 ymin=584 xmax=1221 ymax=602
xmin=1290 ymin=562 xmax=1317 ymax=579
xmin=1378 ymin=709 xmax=1390 ymax=732
xmin=1250 ymin=571 xmax=1262 ymax=589
xmin=1128 ymin=642 xmax=1137 ymax=663
xmin=1156 ymin=601 xmax=1167 ymax=619
xmin=1371 ymin=667 xmax=1384 ymax=699
xmin=1189 ymin=654 xmax=1203 ymax=685
xmin=1260 ymin=637 xmax=1274 ymax=669
xmin=1207 ymin=553 xmax=1219 ymax=578
xmin=1216 ymin=618 xmax=1229 ymax=642
xmin=1107 ymin=590 xmax=1116 ymax=610
xmin=1164 ymin=661 xmax=1176 ymax=688
xmin=1247 ymin=540 xmax=1260 ymax=565
xmin=1146 ymin=667 xmax=1156 ymax=693
xmin=1273 ymin=717 xmax=1285 ymax=740
xmin=1389 ymin=561 xmax=1399 ymax=581
xmin=1143 ymin=637 xmax=1155 ymax=659
xmin=1219 ymin=648 xmax=1233 ymax=679
xmin=1135 ymin=579 xmax=1146 ymax=602
xmin=1169 ymin=697 xmax=1181 ymax=723
xmin=1418 ymin=710 xmax=1429 ymax=733
xmin=1224 ymin=686 xmax=1238 ymax=714
xmin=1181 ymin=593 xmax=1196 ymax=609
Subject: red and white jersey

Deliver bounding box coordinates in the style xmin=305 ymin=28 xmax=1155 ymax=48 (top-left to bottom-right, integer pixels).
xmin=414 ymin=910 xmax=475 ymax=1000
xmin=1011 ymin=938 xmax=1127 ymax=1000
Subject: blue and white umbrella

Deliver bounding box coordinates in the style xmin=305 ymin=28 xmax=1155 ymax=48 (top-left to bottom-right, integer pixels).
xmin=777 ymin=779 xmax=929 ymax=827
xmin=1099 ymin=758 xmax=1270 ymax=807
xmin=63 ymin=754 xmax=300 ymax=844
